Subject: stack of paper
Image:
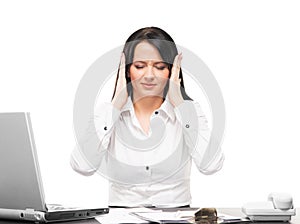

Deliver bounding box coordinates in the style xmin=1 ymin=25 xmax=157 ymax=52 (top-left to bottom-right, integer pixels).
xmin=96 ymin=207 xmax=249 ymax=224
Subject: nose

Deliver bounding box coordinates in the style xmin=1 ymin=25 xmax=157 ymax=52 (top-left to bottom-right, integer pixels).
xmin=144 ymin=66 xmax=155 ymax=81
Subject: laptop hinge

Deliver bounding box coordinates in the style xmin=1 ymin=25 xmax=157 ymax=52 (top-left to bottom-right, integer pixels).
xmin=24 ymin=208 xmax=44 ymax=222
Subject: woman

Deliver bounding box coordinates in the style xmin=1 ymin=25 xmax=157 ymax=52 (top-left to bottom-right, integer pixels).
xmin=71 ymin=27 xmax=224 ymax=208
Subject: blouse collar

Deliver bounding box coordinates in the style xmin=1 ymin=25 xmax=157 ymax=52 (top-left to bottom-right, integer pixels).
xmin=120 ymin=97 xmax=176 ymax=122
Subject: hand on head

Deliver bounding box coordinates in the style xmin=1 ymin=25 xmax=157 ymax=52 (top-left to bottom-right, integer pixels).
xmin=112 ymin=52 xmax=184 ymax=110
xmin=167 ymin=53 xmax=184 ymax=107
xmin=112 ymin=53 xmax=128 ymax=110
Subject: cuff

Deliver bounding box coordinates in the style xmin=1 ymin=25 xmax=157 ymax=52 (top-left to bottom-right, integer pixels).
xmin=174 ymin=100 xmax=198 ymax=132
xmin=94 ymin=102 xmax=121 ymax=136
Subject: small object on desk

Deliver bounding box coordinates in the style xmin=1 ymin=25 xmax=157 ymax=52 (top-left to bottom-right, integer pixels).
xmin=194 ymin=208 xmax=250 ymax=224
xmin=194 ymin=208 xmax=218 ymax=224
xmin=242 ymin=192 xmax=296 ymax=222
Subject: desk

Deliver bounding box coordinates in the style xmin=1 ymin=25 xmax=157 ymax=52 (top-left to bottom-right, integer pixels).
xmin=153 ymin=208 xmax=300 ymax=224
xmin=218 ymin=208 xmax=299 ymax=224
xmin=0 ymin=208 xmax=299 ymax=224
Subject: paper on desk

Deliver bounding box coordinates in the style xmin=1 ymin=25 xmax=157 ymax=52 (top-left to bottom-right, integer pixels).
xmin=218 ymin=213 xmax=250 ymax=223
xmin=218 ymin=213 xmax=244 ymax=220
xmin=130 ymin=211 xmax=248 ymax=223
xmin=95 ymin=207 xmax=159 ymax=224
xmin=130 ymin=211 xmax=194 ymax=222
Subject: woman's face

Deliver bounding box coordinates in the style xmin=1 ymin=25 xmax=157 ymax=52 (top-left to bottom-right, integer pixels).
xmin=129 ymin=41 xmax=169 ymax=101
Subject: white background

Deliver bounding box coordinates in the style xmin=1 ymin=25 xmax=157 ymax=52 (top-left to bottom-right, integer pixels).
xmin=1 ymin=0 xmax=300 ymax=208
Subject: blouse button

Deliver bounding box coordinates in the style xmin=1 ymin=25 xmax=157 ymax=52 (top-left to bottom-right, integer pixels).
xmin=185 ymin=124 xmax=190 ymax=128
xmin=146 ymin=166 xmax=149 ymax=170
xmin=104 ymin=126 xmax=108 ymax=131
xmin=154 ymin=111 xmax=159 ymax=115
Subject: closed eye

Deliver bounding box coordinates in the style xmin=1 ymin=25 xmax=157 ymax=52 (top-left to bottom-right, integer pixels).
xmin=155 ymin=66 xmax=166 ymax=70
xmin=135 ymin=65 xmax=145 ymax=69
xmin=154 ymin=62 xmax=168 ymax=70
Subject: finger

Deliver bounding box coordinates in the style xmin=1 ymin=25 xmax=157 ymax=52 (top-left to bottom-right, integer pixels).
xmin=170 ymin=55 xmax=178 ymax=81
xmin=119 ymin=52 xmax=126 ymax=78
xmin=178 ymin=52 xmax=182 ymax=67
xmin=176 ymin=53 xmax=183 ymax=78
xmin=177 ymin=52 xmax=182 ymax=69
xmin=117 ymin=53 xmax=126 ymax=86
xmin=171 ymin=53 xmax=182 ymax=80
xmin=177 ymin=78 xmax=182 ymax=85
xmin=173 ymin=54 xmax=179 ymax=66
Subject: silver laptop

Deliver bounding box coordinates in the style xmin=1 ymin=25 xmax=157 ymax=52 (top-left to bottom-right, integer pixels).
xmin=0 ymin=112 xmax=109 ymax=222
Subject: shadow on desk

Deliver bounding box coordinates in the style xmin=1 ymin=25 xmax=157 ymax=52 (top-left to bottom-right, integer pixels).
xmin=0 ymin=218 xmax=100 ymax=224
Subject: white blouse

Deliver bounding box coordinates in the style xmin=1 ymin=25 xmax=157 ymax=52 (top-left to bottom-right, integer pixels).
xmin=70 ymin=97 xmax=224 ymax=207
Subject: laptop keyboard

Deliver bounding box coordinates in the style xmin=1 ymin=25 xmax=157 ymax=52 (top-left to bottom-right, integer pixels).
xmin=47 ymin=204 xmax=79 ymax=211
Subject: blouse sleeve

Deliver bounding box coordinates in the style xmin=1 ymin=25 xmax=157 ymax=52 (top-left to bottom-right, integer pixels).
xmin=174 ymin=100 xmax=225 ymax=175
xmin=70 ymin=102 xmax=120 ymax=176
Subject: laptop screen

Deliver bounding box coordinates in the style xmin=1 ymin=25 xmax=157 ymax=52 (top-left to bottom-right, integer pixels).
xmin=0 ymin=113 xmax=46 ymax=211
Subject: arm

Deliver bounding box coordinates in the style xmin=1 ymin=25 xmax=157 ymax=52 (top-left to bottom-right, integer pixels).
xmin=167 ymin=53 xmax=224 ymax=174
xmin=70 ymin=102 xmax=121 ymax=176
xmin=174 ymin=100 xmax=224 ymax=175
xmin=71 ymin=53 xmax=127 ymax=176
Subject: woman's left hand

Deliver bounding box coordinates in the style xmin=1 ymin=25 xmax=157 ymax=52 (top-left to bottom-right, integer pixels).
xmin=167 ymin=53 xmax=184 ymax=107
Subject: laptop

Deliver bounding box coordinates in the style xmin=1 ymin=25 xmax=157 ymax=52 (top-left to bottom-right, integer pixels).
xmin=0 ymin=112 xmax=109 ymax=222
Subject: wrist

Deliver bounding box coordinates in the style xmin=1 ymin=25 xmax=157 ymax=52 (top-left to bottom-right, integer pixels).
xmin=172 ymin=96 xmax=184 ymax=107
xmin=111 ymin=98 xmax=124 ymax=110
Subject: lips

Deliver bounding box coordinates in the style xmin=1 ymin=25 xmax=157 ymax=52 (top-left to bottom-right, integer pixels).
xmin=141 ymin=83 xmax=157 ymax=88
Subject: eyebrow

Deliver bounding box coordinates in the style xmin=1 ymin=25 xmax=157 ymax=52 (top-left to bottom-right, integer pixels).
xmin=132 ymin=60 xmax=167 ymax=65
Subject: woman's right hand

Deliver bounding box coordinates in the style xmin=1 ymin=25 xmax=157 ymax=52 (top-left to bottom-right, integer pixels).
xmin=111 ymin=53 xmax=128 ymax=110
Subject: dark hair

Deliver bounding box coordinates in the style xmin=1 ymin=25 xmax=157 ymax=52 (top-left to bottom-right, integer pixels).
xmin=112 ymin=26 xmax=192 ymax=101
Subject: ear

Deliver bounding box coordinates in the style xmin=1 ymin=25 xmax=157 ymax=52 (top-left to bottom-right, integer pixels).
xmin=126 ymin=71 xmax=130 ymax=78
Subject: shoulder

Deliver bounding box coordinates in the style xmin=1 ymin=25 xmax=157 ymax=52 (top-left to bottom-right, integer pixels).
xmin=175 ymin=100 xmax=205 ymax=116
